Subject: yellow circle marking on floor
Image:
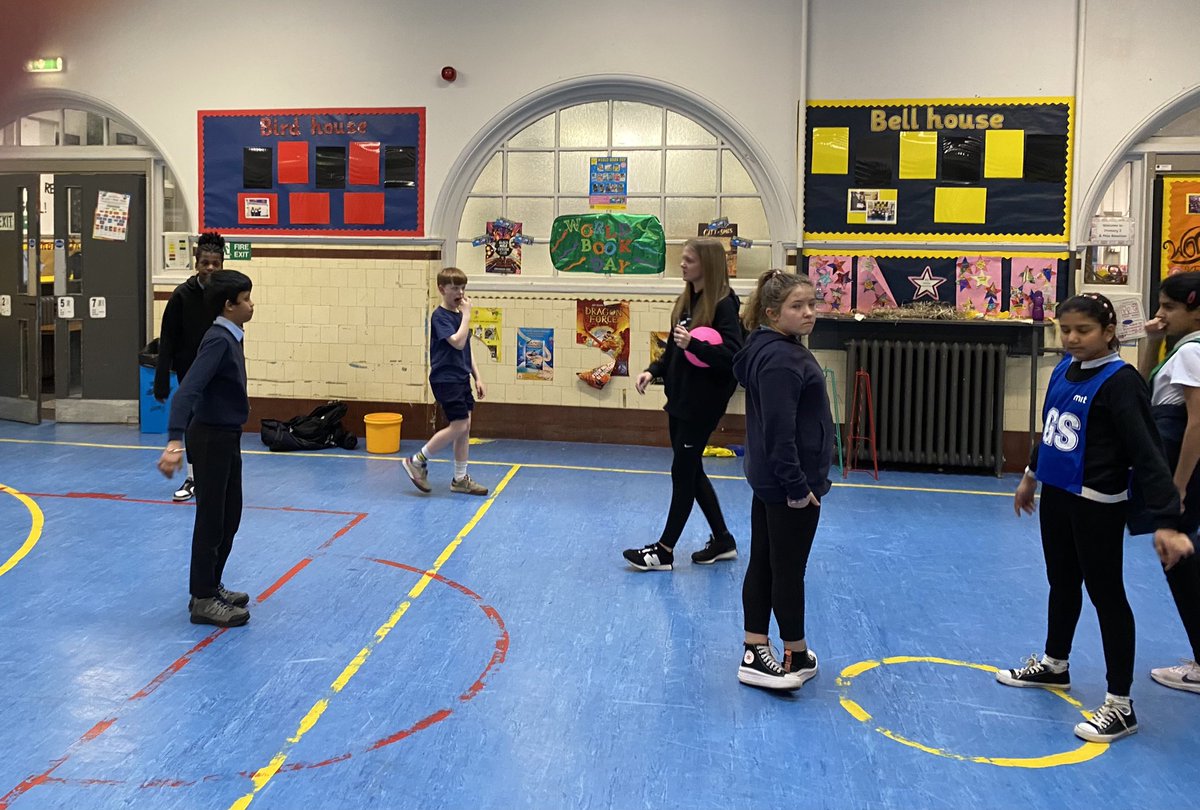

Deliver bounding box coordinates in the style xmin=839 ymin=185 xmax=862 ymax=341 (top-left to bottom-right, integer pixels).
xmin=0 ymin=483 xmax=44 ymax=578
xmin=837 ymin=655 xmax=1107 ymax=768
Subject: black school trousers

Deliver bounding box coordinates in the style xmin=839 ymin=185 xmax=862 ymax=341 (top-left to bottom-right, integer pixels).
xmin=1039 ymin=484 xmax=1133 ymax=696
xmin=186 ymin=422 xmax=243 ymax=599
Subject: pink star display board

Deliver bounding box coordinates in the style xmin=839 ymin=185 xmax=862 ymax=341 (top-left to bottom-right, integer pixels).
xmin=855 ymin=256 xmax=897 ymax=313
xmin=954 ymin=256 xmax=1004 ymax=316
xmin=807 ymin=255 xmax=853 ymax=313
xmin=1010 ymin=256 xmax=1058 ymax=318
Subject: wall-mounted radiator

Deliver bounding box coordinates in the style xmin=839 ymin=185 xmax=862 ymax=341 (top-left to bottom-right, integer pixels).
xmin=845 ymin=339 xmax=1007 ymax=476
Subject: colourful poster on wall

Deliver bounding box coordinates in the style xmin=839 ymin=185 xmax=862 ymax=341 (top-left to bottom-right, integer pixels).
xmin=649 ymin=331 xmax=669 ymax=384
xmin=807 ymin=255 xmax=854 ymax=313
xmin=855 ymin=257 xmax=897 ymax=313
xmin=550 ymin=213 xmax=665 ymax=274
xmin=199 ymin=107 xmax=425 ymax=236
xmin=1009 ymin=256 xmax=1059 ymax=317
xmin=485 ymin=219 xmax=522 ymax=274
xmin=954 ymin=256 xmax=1003 ymax=316
xmin=589 ymin=157 xmax=628 ymax=209
xmin=697 ymin=222 xmax=738 ymax=278
xmin=471 ymin=306 xmax=502 ymax=362
xmin=1161 ymin=176 xmax=1200 ymax=277
xmin=576 ymin=300 xmax=630 ymax=378
xmin=804 ymin=97 xmax=1073 ymax=242
xmin=516 ymin=327 xmax=554 ymax=381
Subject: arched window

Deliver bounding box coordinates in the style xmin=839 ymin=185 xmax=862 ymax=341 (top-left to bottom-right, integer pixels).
xmin=436 ymin=78 xmax=793 ymax=284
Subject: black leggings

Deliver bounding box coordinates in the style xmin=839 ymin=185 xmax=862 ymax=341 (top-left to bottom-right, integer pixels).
xmin=656 ymin=415 xmax=729 ymax=549
xmin=187 ymin=423 xmax=243 ymax=599
xmin=1039 ymin=484 xmax=1133 ymax=696
xmin=1150 ymin=404 xmax=1200 ymax=662
xmin=742 ymin=495 xmax=819 ymax=641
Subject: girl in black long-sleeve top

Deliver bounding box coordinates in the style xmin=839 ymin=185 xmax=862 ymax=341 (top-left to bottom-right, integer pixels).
xmin=732 ymin=269 xmax=832 ymax=690
xmin=622 ymin=238 xmax=744 ymax=571
xmin=998 ymin=293 xmax=1193 ymax=743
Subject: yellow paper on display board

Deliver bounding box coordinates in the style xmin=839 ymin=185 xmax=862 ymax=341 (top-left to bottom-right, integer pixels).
xmin=984 ymin=130 xmax=1025 ymax=178
xmin=811 ymin=127 xmax=849 ymax=175
xmin=1161 ymin=176 xmax=1200 ymax=277
xmin=934 ymin=187 xmax=987 ymax=224
xmin=899 ymin=132 xmax=937 ymax=179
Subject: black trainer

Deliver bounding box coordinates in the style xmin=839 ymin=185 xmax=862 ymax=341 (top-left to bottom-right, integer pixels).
xmin=738 ymin=643 xmax=803 ymax=690
xmin=1074 ymin=698 xmax=1138 ymax=742
xmin=188 ymin=584 xmax=250 ymax=612
xmin=623 ymin=543 xmax=673 ymax=571
xmin=995 ymin=655 xmax=1071 ymax=690
xmin=782 ymin=648 xmax=819 ymax=687
xmin=691 ymin=532 xmax=738 ymax=565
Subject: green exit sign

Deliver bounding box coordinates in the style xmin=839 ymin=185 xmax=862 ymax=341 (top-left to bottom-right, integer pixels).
xmin=224 ymin=241 xmax=251 ymax=261
xmin=24 ymin=57 xmax=64 ymax=73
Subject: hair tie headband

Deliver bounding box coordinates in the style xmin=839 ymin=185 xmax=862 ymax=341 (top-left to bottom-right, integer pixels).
xmin=1189 ymin=291 xmax=1197 ymax=306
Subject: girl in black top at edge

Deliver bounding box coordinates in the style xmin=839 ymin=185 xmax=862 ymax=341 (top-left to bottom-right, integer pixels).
xmin=622 ymin=238 xmax=744 ymax=571
xmin=997 ymin=294 xmax=1193 ymax=744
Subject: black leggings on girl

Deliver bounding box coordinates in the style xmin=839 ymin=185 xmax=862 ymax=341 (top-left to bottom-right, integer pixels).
xmin=1149 ymin=404 xmax=1200 ymax=662
xmin=742 ymin=495 xmax=820 ymax=641
xmin=657 ymin=415 xmax=730 ymax=549
xmin=1039 ymin=484 xmax=1134 ymax=696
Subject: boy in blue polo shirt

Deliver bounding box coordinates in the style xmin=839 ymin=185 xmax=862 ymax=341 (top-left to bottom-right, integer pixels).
xmin=157 ymin=270 xmax=255 ymax=628
xmin=402 ymin=267 xmax=488 ymax=496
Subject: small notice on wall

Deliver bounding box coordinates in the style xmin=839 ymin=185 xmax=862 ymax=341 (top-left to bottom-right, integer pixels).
xmin=589 ymin=157 xmax=627 ymax=210
xmin=472 ymin=306 xmax=503 ymax=361
xmin=93 ymin=190 xmax=131 ymax=241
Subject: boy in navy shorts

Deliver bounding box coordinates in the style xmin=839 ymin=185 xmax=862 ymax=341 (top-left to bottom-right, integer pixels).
xmin=402 ymin=267 xmax=488 ymax=495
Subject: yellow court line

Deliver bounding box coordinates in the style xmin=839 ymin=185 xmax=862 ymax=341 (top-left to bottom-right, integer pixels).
xmin=0 ymin=437 xmax=1016 ymax=498
xmin=0 ymin=483 xmax=44 ymax=578
xmin=227 ymin=463 xmax=521 ymax=810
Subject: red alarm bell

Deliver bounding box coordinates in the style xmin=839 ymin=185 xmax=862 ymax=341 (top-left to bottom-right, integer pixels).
xmin=441 ymin=66 xmax=457 ymax=82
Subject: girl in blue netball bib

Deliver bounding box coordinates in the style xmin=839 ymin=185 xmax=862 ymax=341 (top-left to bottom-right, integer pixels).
xmin=997 ymin=293 xmax=1193 ymax=744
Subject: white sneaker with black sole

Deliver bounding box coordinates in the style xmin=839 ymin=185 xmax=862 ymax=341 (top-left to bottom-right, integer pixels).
xmin=1150 ymin=659 xmax=1200 ymax=694
xmin=737 ymin=643 xmax=803 ymax=690
xmin=623 ymin=543 xmax=673 ymax=571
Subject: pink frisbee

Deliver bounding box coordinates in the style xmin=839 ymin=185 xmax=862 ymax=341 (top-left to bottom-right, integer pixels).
xmin=684 ymin=326 xmax=723 ymax=367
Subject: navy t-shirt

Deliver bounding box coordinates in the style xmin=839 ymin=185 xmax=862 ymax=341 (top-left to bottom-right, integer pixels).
xmin=429 ymin=306 xmax=472 ymax=383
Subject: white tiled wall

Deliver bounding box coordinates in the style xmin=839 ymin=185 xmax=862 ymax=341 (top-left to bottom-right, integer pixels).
xmin=154 ymin=246 xmax=1068 ymax=434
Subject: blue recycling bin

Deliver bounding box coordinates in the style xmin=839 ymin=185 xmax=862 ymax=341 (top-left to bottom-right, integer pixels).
xmin=139 ymin=365 xmax=177 ymax=433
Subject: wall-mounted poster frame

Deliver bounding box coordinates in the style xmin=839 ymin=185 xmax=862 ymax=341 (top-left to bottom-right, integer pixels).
xmin=804 ymin=97 xmax=1073 ymax=243
xmin=198 ymin=107 xmax=425 ymax=236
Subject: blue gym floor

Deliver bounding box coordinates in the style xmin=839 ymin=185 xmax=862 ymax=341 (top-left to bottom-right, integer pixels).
xmin=0 ymin=421 xmax=1197 ymax=809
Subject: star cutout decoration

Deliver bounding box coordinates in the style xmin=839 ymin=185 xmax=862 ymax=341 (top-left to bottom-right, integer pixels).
xmin=908 ymin=266 xmax=946 ymax=301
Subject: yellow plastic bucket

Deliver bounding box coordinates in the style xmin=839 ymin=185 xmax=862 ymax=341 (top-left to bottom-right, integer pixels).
xmin=363 ymin=412 xmax=403 ymax=454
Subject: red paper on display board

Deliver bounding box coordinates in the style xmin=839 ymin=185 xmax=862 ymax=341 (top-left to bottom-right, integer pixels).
xmin=349 ymin=142 xmax=381 ymax=185
xmin=289 ymin=192 xmax=330 ymax=225
xmin=344 ymin=193 xmax=385 ymax=225
xmin=278 ymin=141 xmax=309 ymax=184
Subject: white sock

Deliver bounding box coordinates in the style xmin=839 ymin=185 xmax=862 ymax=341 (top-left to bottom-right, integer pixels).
xmin=1106 ymin=692 xmax=1132 ymax=707
xmin=186 ymin=462 xmax=194 ymax=479
xmin=454 ymin=461 xmax=468 ymax=480
xmin=1041 ymin=654 xmax=1068 ymax=672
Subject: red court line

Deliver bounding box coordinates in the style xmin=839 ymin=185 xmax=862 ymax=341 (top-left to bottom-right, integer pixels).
xmin=8 ymin=557 xmax=510 ymax=795
xmin=0 ymin=495 xmax=367 ymax=809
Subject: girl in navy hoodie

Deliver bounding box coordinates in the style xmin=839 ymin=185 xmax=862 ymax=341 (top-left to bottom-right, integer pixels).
xmin=732 ymin=269 xmax=833 ymax=690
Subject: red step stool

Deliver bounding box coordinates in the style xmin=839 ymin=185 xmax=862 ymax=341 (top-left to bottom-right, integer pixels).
xmin=845 ymin=369 xmax=879 ymax=480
